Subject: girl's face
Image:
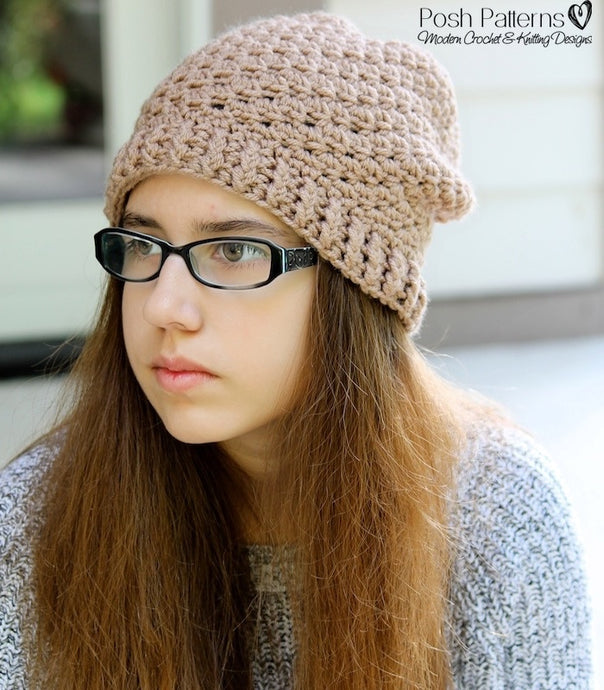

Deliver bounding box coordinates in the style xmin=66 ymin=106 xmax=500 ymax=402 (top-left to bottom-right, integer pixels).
xmin=121 ymin=175 xmax=315 ymax=476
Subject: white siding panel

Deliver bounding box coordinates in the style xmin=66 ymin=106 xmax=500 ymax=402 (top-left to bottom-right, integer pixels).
xmin=102 ymin=0 xmax=182 ymax=159
xmin=424 ymin=190 xmax=602 ymax=297
xmin=459 ymin=92 xmax=602 ymax=191
xmin=0 ymin=201 xmax=105 ymax=339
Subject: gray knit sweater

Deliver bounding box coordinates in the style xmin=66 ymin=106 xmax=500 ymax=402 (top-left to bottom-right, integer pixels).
xmin=0 ymin=423 xmax=593 ymax=688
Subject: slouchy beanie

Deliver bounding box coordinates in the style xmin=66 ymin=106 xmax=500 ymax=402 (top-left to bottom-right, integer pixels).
xmin=104 ymin=11 xmax=474 ymax=332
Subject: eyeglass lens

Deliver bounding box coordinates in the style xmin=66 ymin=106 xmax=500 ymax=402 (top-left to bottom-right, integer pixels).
xmin=100 ymin=231 xmax=274 ymax=288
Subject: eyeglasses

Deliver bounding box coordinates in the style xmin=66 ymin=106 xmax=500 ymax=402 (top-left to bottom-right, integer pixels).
xmin=94 ymin=228 xmax=318 ymax=290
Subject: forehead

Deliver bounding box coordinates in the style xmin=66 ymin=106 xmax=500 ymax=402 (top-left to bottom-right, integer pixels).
xmin=125 ymin=174 xmax=292 ymax=232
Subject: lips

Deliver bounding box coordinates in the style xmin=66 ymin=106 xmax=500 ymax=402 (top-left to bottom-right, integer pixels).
xmin=152 ymin=355 xmax=218 ymax=392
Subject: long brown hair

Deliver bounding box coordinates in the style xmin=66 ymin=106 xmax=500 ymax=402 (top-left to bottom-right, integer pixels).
xmin=30 ymin=260 xmax=464 ymax=688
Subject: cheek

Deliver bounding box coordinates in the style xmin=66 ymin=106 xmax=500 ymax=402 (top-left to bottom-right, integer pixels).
xmin=121 ymin=287 xmax=145 ymax=358
xmin=121 ymin=292 xmax=134 ymax=346
xmin=248 ymin=284 xmax=313 ymax=397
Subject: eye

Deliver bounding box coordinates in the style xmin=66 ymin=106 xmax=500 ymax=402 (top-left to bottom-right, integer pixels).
xmin=125 ymin=238 xmax=157 ymax=258
xmin=222 ymin=242 xmax=245 ymax=262
xmin=218 ymin=241 xmax=269 ymax=262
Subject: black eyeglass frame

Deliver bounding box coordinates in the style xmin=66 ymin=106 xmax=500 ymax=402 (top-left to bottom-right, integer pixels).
xmin=94 ymin=228 xmax=319 ymax=290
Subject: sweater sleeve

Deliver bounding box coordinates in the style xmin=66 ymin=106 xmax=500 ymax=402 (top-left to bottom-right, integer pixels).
xmin=449 ymin=423 xmax=593 ymax=689
xmin=0 ymin=449 xmax=48 ymax=689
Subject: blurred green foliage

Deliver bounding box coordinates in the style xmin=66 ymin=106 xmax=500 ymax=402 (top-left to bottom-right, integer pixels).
xmin=0 ymin=0 xmax=65 ymax=142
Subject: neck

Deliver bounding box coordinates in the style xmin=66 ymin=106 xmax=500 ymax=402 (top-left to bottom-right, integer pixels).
xmin=218 ymin=432 xmax=276 ymax=480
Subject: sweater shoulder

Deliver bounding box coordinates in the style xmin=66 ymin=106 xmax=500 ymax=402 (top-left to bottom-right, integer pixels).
xmin=0 ymin=445 xmax=52 ymax=591
xmin=1 ymin=448 xmax=49 ymax=541
xmin=0 ymin=447 xmax=51 ymax=687
xmin=453 ymin=421 xmax=586 ymax=587
xmin=453 ymin=421 xmax=577 ymax=561
xmin=458 ymin=420 xmax=568 ymax=509
xmin=449 ymin=420 xmax=592 ymax=687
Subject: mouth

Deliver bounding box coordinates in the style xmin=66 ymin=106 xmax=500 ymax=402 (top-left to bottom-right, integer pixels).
xmin=152 ymin=356 xmax=218 ymax=392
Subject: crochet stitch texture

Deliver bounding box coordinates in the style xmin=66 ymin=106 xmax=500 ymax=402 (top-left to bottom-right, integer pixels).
xmin=104 ymin=12 xmax=474 ymax=332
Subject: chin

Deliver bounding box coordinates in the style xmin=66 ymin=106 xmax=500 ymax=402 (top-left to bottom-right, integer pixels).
xmin=155 ymin=414 xmax=212 ymax=445
xmin=160 ymin=415 xmax=242 ymax=447
xmin=164 ymin=426 xmax=216 ymax=445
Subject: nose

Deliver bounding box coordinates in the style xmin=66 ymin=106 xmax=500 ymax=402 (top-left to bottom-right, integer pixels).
xmin=142 ymin=254 xmax=205 ymax=331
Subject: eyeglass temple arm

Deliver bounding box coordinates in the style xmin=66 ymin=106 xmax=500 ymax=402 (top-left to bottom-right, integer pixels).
xmin=284 ymin=247 xmax=318 ymax=273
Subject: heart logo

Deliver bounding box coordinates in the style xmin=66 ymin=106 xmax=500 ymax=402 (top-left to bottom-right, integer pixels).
xmin=568 ymin=1 xmax=592 ymax=29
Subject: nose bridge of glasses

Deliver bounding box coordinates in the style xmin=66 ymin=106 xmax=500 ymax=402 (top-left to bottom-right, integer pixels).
xmin=159 ymin=242 xmax=199 ymax=280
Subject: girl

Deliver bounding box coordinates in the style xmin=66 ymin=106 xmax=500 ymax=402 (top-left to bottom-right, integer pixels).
xmin=0 ymin=12 xmax=592 ymax=689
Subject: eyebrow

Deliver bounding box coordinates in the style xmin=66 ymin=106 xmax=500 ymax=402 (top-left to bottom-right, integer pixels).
xmin=120 ymin=211 xmax=290 ymax=241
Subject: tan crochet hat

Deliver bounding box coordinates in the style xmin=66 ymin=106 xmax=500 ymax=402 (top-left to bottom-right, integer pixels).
xmin=105 ymin=11 xmax=474 ymax=332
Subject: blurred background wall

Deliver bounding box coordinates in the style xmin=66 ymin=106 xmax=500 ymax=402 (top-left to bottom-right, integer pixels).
xmin=0 ymin=0 xmax=602 ymax=358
